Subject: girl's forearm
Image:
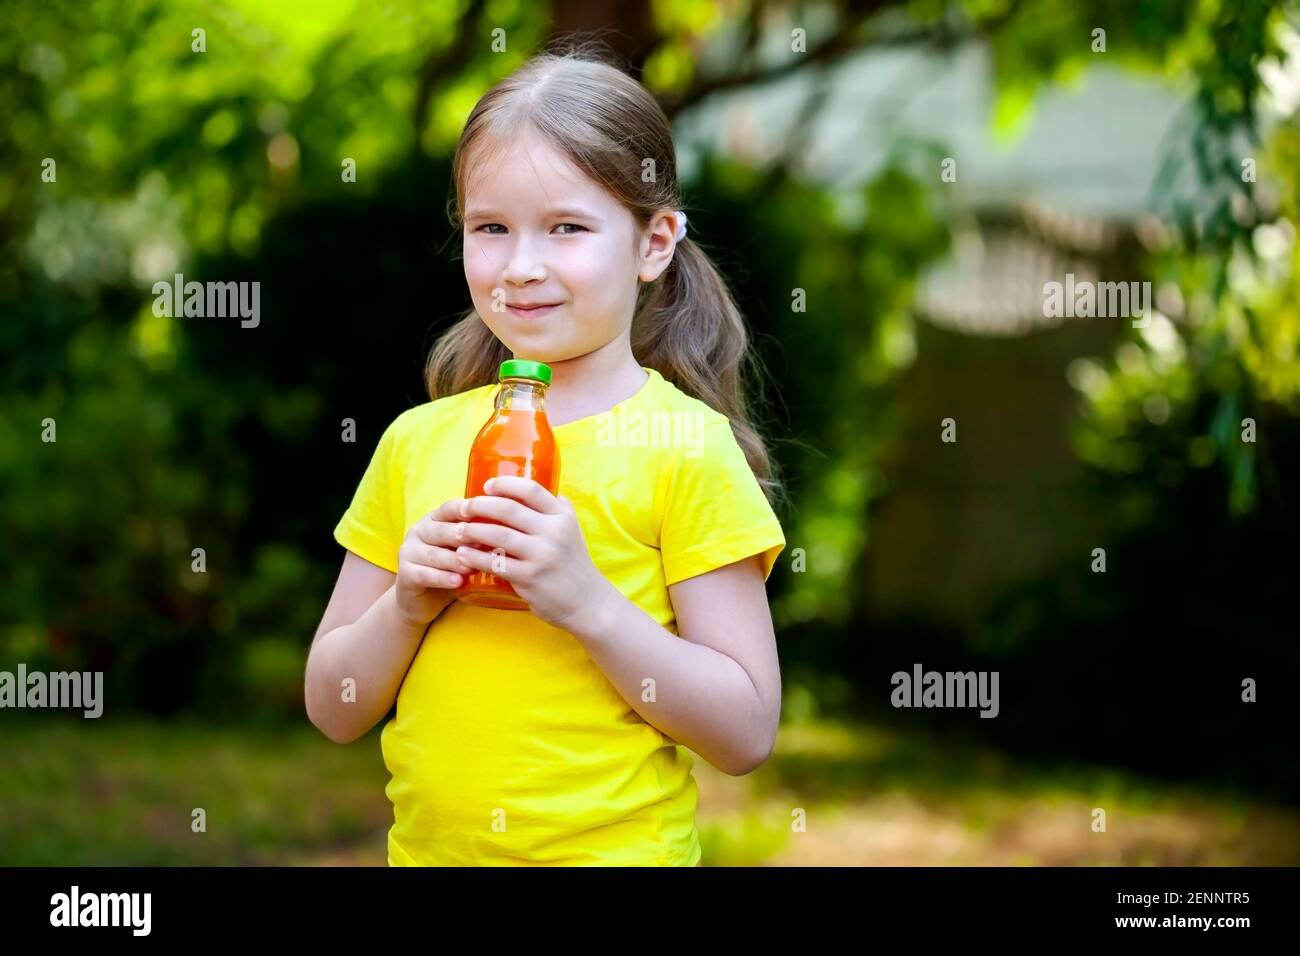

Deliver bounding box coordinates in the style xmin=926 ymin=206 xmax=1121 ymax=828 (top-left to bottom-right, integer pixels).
xmin=305 ymin=585 xmax=450 ymax=743
xmin=566 ymin=585 xmax=774 ymax=775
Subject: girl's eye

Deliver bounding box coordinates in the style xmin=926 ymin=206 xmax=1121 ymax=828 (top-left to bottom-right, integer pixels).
xmin=472 ymin=223 xmax=585 ymax=235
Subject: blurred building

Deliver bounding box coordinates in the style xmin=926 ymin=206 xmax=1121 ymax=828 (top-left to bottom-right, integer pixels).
xmin=677 ymin=43 xmax=1190 ymax=626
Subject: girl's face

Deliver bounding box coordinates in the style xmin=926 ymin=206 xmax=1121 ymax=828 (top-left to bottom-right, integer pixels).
xmin=461 ymin=127 xmax=676 ymax=364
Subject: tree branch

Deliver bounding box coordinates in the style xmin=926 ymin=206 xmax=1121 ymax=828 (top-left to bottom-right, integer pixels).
xmin=660 ymin=0 xmax=897 ymax=119
xmin=412 ymin=0 xmax=490 ymax=135
xmin=659 ymin=0 xmax=1025 ymax=120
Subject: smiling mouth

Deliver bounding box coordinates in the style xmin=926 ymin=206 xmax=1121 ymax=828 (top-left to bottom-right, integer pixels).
xmin=506 ymin=303 xmax=562 ymax=317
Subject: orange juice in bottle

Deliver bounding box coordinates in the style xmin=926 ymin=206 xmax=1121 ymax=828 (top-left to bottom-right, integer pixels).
xmin=454 ymin=359 xmax=560 ymax=610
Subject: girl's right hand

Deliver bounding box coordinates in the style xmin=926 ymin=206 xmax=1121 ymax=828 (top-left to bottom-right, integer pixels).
xmin=394 ymin=498 xmax=475 ymax=626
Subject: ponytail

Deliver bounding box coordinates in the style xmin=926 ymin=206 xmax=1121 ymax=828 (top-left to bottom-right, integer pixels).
xmin=632 ymin=238 xmax=783 ymax=509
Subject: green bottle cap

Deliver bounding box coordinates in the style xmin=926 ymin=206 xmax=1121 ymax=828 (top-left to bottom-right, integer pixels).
xmin=499 ymin=359 xmax=552 ymax=385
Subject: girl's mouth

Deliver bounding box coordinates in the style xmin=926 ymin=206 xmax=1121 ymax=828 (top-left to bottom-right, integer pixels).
xmin=506 ymin=303 xmax=562 ymax=319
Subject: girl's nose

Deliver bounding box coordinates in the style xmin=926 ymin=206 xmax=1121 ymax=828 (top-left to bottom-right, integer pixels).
xmin=501 ymin=236 xmax=547 ymax=286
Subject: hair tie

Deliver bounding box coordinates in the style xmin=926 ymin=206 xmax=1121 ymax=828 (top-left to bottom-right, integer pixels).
xmin=674 ymin=210 xmax=688 ymax=243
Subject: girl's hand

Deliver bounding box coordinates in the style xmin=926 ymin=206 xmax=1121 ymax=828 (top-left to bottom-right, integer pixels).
xmin=394 ymin=499 xmax=476 ymax=627
xmin=454 ymin=475 xmax=613 ymax=632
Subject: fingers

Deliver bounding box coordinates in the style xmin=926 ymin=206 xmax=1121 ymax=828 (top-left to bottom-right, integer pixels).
xmin=411 ymin=503 xmax=467 ymax=547
xmin=481 ymin=476 xmax=562 ymax=515
xmin=404 ymin=562 xmax=465 ymax=591
xmin=455 ymin=543 xmax=524 ymax=583
xmin=431 ymin=497 xmax=470 ymax=521
xmin=456 ymin=519 xmax=537 ymax=559
xmin=400 ymin=538 xmax=472 ymax=574
xmin=410 ymin=489 xmax=549 ymax=553
xmin=459 ymin=494 xmax=546 ymax=533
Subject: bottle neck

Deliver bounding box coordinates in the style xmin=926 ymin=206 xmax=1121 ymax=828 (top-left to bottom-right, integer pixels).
xmin=496 ymin=377 xmax=548 ymax=413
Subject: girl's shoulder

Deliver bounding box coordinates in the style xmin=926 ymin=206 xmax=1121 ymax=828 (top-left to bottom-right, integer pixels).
xmin=400 ymin=384 xmax=495 ymax=428
xmin=646 ymin=369 xmax=731 ymax=428
xmin=635 ymin=374 xmax=749 ymax=479
xmin=383 ymin=384 xmax=497 ymax=449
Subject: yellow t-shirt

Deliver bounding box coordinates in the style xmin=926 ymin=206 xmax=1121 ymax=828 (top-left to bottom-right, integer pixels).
xmin=332 ymin=365 xmax=785 ymax=865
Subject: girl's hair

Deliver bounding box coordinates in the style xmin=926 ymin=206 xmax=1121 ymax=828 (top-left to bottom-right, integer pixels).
xmin=426 ymin=41 xmax=783 ymax=508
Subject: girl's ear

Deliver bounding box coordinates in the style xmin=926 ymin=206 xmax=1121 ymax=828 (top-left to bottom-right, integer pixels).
xmin=638 ymin=210 xmax=679 ymax=283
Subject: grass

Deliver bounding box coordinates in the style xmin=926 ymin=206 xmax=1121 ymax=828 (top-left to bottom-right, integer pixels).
xmin=2 ymin=715 xmax=1296 ymax=866
xmin=695 ymin=721 xmax=1300 ymax=866
xmin=0 ymin=717 xmax=391 ymax=866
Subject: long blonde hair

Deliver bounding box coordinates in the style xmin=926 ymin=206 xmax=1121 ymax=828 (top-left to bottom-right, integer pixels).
xmin=427 ymin=42 xmax=783 ymax=507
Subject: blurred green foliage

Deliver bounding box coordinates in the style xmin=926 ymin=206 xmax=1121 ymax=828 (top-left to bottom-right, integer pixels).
xmin=1072 ymin=0 xmax=1300 ymax=520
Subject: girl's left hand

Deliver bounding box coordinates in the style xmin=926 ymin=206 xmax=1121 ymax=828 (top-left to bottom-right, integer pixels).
xmin=453 ymin=475 xmax=613 ymax=632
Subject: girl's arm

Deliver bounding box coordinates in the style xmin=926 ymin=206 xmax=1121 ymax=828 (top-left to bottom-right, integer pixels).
xmin=305 ymin=501 xmax=472 ymax=743
xmin=568 ymin=554 xmax=781 ymax=776
xmin=304 ymin=553 xmax=438 ymax=743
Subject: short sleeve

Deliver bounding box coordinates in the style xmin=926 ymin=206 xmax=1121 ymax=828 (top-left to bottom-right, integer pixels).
xmin=659 ymin=416 xmax=785 ymax=586
xmin=333 ymin=417 xmax=404 ymax=573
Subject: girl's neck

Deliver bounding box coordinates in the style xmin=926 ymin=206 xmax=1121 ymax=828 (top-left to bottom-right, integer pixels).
xmin=531 ymin=341 xmax=647 ymax=427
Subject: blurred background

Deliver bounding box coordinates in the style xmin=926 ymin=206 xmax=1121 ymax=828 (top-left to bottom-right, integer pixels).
xmin=2 ymin=0 xmax=1298 ymax=865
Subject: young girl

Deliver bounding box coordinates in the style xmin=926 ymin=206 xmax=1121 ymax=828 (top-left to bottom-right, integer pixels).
xmin=305 ymin=49 xmax=786 ymax=866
